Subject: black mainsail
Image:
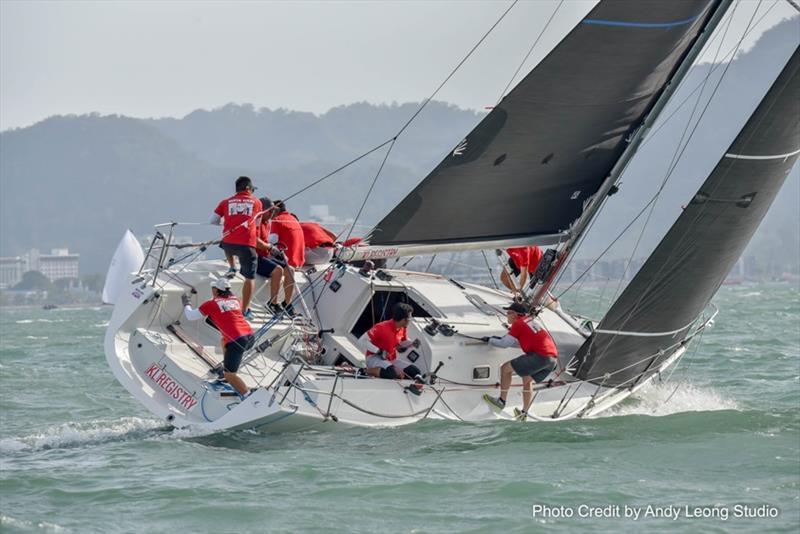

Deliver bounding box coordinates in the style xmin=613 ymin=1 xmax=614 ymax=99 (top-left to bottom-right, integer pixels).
xmin=575 ymin=46 xmax=800 ymax=387
xmin=367 ymin=0 xmax=721 ymax=251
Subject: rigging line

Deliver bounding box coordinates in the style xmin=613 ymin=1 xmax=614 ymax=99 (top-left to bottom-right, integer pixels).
xmin=343 ymin=137 xmax=397 ymax=243
xmin=607 ymin=0 xmax=739 ymax=305
xmin=282 ymin=137 xmax=394 ymax=203
xmin=481 ymin=250 xmax=500 ymax=290
xmin=638 ymin=0 xmax=781 ymax=151
xmin=282 ymin=0 xmax=518 ymax=208
xmin=496 ymin=0 xmax=564 ymax=105
xmin=586 ymin=1 xmax=763 ymax=371
xmin=395 ymin=0 xmax=519 ymax=138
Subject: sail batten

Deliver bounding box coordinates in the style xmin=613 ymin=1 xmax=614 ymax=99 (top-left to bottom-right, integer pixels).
xmin=369 ymin=0 xmax=721 ymax=250
xmin=575 ymin=47 xmax=800 ymax=387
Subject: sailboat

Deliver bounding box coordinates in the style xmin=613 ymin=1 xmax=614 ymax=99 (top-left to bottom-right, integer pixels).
xmin=104 ymin=0 xmax=799 ymax=432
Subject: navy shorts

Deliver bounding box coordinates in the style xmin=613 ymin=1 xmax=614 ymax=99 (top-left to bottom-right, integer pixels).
xmin=510 ymin=353 xmax=556 ymax=382
xmin=507 ymin=257 xmax=521 ymax=277
xmin=223 ymin=334 xmax=255 ymax=373
xmin=256 ymin=255 xmax=286 ymax=277
xmin=220 ymin=243 xmax=257 ymax=279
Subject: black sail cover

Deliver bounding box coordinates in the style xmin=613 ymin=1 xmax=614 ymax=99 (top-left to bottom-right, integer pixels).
xmin=575 ymin=47 xmax=800 ymax=387
xmin=369 ymin=0 xmax=720 ymax=247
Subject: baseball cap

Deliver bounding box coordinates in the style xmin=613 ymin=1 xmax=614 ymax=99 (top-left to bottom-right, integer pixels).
xmin=259 ymin=196 xmax=274 ymax=209
xmin=211 ymin=278 xmax=231 ymax=291
xmin=502 ymin=302 xmax=528 ymax=315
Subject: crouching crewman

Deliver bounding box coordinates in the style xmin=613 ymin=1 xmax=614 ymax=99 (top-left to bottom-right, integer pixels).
xmin=181 ymin=278 xmax=254 ymax=396
xmin=361 ymin=303 xmax=424 ymax=393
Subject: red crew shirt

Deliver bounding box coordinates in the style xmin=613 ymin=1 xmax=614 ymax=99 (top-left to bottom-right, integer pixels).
xmin=509 ymin=316 xmax=558 ymax=357
xmin=198 ymin=295 xmax=253 ymax=345
xmin=268 ymin=212 xmax=306 ymax=267
xmin=214 ymin=192 xmax=262 ymax=247
xmin=366 ymin=319 xmax=407 ymax=362
xmin=300 ymin=222 xmax=336 ymax=249
xmin=507 ymin=246 xmax=543 ymax=271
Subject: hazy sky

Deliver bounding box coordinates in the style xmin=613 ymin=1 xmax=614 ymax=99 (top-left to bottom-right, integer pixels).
xmin=1 ymin=0 xmax=797 ymax=131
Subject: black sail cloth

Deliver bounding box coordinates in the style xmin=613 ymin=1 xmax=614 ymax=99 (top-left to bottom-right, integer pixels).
xmin=575 ymin=47 xmax=800 ymax=387
xmin=369 ymin=0 xmax=719 ymax=247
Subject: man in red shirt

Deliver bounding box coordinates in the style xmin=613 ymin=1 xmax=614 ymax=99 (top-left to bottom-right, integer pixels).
xmin=362 ymin=303 xmax=423 ymax=390
xmin=211 ymin=176 xmax=263 ymax=317
xmin=181 ymin=278 xmax=255 ymax=396
xmin=254 ymin=197 xmax=286 ymax=315
xmin=261 ymin=200 xmax=305 ymax=316
xmin=500 ymin=246 xmax=543 ymax=296
xmin=300 ymin=221 xmax=337 ymax=264
xmin=482 ymin=301 xmax=558 ymax=420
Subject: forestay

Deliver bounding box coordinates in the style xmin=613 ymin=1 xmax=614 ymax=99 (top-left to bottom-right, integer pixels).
xmin=575 ymin=47 xmax=800 ymax=387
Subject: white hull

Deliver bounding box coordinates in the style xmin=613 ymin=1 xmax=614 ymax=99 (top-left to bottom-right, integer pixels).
xmin=104 ymin=260 xmax=692 ymax=433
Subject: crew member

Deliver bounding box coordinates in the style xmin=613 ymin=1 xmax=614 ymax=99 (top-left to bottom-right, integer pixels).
xmin=482 ymin=301 xmax=558 ymax=421
xmin=254 ymin=197 xmax=285 ymax=315
xmin=182 ymin=278 xmax=254 ymax=396
xmin=300 ymin=221 xmax=337 ymax=264
xmin=211 ymin=176 xmax=262 ymax=317
xmin=362 ymin=303 xmax=423 ymax=391
xmin=263 ymin=200 xmax=305 ymax=316
xmin=500 ymin=246 xmax=543 ymax=296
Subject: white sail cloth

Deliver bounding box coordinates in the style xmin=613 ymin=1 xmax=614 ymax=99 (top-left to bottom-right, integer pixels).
xmin=102 ymin=230 xmax=145 ymax=304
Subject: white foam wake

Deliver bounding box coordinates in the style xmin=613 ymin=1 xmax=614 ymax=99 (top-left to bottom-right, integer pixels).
xmin=0 ymin=417 xmax=164 ymax=453
xmin=605 ymin=381 xmax=739 ymax=418
xmin=0 ymin=515 xmax=67 ymax=533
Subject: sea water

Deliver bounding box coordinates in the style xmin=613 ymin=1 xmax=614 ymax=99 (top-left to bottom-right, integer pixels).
xmin=1 ymin=283 xmax=798 ymax=533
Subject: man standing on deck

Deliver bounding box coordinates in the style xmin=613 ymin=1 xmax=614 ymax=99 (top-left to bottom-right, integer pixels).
xmin=182 ymin=278 xmax=254 ymax=397
xmin=361 ymin=303 xmax=424 ymax=394
xmin=482 ymin=301 xmax=558 ymax=421
xmin=499 ymin=246 xmax=542 ymax=297
xmin=210 ymin=176 xmax=262 ymax=318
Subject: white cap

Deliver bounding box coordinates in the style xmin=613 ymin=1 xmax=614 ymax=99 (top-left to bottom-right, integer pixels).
xmin=211 ymin=278 xmax=231 ymax=291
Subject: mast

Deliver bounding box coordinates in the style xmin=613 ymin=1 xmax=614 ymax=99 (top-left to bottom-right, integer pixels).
xmin=530 ymin=0 xmax=734 ymax=307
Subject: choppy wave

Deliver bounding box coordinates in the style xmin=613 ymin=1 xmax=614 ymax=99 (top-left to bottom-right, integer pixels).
xmin=0 ymin=417 xmax=165 ymax=453
xmin=606 ymin=381 xmax=739 ymax=418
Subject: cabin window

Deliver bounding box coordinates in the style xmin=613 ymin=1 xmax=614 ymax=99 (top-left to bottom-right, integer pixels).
xmin=350 ymin=291 xmax=436 ymax=339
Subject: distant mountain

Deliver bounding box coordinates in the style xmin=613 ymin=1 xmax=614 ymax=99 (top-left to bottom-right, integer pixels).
xmin=0 ymin=19 xmax=796 ymax=277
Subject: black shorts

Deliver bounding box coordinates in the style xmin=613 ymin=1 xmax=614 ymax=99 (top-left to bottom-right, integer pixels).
xmin=507 ymin=257 xmax=521 ymax=277
xmin=220 ymin=243 xmax=257 ymax=279
xmin=223 ymin=334 xmax=255 ymax=373
xmin=256 ymin=255 xmax=286 ymax=277
xmin=510 ymin=352 xmax=556 ymax=383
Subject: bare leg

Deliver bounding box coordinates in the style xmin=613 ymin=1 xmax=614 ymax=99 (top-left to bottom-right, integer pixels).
xmin=225 ymin=254 xmax=235 ymax=270
xmin=500 ymin=270 xmax=516 ymax=294
xmin=521 ymin=376 xmax=534 ymax=413
xmin=499 ymin=361 xmax=513 ymax=402
xmin=242 ymin=278 xmax=254 ymax=311
xmin=269 ymin=266 xmax=283 ymax=304
xmin=224 ymin=371 xmax=249 ymax=396
xmin=283 ymin=267 xmax=295 ymax=303
xmin=365 ymin=367 xmax=382 ymax=378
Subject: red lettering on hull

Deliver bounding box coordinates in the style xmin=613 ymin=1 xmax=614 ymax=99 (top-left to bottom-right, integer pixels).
xmin=143 ymin=362 xmax=197 ymax=412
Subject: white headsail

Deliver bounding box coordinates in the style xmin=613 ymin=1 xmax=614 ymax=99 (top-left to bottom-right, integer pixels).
xmin=102 ymin=230 xmax=144 ymax=304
